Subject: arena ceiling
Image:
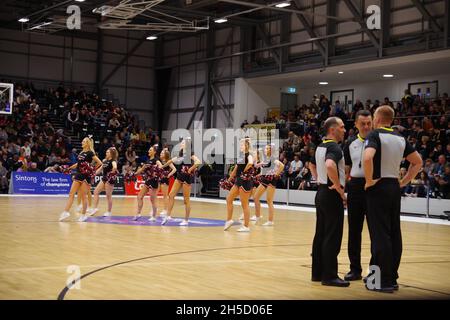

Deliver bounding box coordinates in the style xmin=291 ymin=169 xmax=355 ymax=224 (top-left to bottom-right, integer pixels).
xmin=0 ymin=0 xmax=357 ymax=37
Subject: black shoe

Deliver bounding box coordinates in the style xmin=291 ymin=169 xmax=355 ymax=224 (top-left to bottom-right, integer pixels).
xmin=344 ymin=271 xmax=362 ymax=281
xmin=322 ymin=278 xmax=350 ymax=287
xmin=392 ymin=280 xmax=399 ymax=291
xmin=363 ymin=272 xmax=375 ymax=284
xmin=365 ymin=284 xmax=395 ymax=293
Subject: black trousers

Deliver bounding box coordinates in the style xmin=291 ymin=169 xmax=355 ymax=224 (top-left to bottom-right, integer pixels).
xmin=312 ymin=185 xmax=344 ymax=281
xmin=366 ymin=178 xmax=402 ymax=287
xmin=347 ymin=178 xmax=369 ymax=274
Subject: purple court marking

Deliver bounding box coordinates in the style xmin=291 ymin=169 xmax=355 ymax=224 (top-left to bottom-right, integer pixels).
xmin=86 ymin=215 xmax=241 ymax=227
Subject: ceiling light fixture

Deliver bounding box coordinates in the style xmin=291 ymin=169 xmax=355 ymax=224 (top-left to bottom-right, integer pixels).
xmin=319 ymin=82 xmax=328 ymax=85
xmin=214 ymin=18 xmax=228 ymax=24
xmin=275 ymin=2 xmax=291 ymax=8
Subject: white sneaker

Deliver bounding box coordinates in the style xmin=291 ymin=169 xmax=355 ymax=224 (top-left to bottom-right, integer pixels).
xmin=59 ymin=211 xmax=70 ymax=222
xmin=78 ymin=215 xmax=88 ymax=222
xmin=161 ymin=216 xmax=172 ymax=225
xmin=87 ymin=208 xmax=98 ymax=216
xmin=148 ymin=216 xmax=156 ymax=222
xmin=224 ymin=220 xmax=234 ymax=231
xmin=239 ymin=214 xmax=244 ymax=220
xmin=179 ymin=220 xmax=189 ymax=226
xmin=132 ymin=214 xmax=141 ymax=221
xmin=160 ymin=210 xmax=167 ymax=217
xmin=262 ymin=221 xmax=274 ymax=226
xmin=237 ymin=226 xmax=250 ymax=232
xmin=102 ymin=211 xmax=112 ymax=217
xmin=76 ymin=204 xmax=82 ymax=213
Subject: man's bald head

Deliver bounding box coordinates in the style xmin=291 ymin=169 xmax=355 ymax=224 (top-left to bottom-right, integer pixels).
xmin=374 ymin=105 xmax=395 ymax=127
xmin=323 ymin=116 xmax=346 ymax=142
xmin=324 ymin=117 xmax=340 ymax=133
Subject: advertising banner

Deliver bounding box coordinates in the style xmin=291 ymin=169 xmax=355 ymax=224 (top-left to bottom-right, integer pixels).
xmin=90 ymin=175 xmax=125 ymax=195
xmin=11 ymin=171 xmax=71 ymax=194
xmin=124 ymin=175 xmax=174 ymax=196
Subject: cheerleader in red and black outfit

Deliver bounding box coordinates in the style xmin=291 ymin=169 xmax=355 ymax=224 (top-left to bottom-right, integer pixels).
xmin=133 ymin=145 xmax=162 ymax=221
xmin=59 ymin=137 xmax=102 ymax=222
xmin=90 ymin=147 xmax=119 ymax=217
xmin=253 ymin=144 xmax=284 ymax=226
xmin=239 ymin=149 xmax=261 ymax=222
xmin=159 ymin=148 xmax=176 ymax=218
xmin=161 ymin=139 xmax=201 ymax=226
xmin=224 ymin=138 xmax=254 ymax=232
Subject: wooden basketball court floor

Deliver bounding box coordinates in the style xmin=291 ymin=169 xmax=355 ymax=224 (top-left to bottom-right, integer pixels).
xmin=0 ymin=195 xmax=449 ymax=300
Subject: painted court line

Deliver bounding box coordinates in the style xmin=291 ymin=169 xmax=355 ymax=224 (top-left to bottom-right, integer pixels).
xmin=1 ymin=254 xmax=449 ymax=274
xmin=1 ymin=194 xmax=449 ymax=226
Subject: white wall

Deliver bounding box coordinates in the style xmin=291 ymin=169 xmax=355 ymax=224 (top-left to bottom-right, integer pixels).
xmin=162 ymin=27 xmax=239 ymax=130
xmin=0 ymin=28 xmax=155 ymax=126
xmin=297 ymin=73 xmax=450 ymax=106
xmin=231 ymin=69 xmax=450 ymax=130
xmin=233 ymin=78 xmax=284 ymax=128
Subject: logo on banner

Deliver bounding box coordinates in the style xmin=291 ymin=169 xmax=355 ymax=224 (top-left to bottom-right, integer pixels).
xmin=124 ymin=175 xmax=174 ymax=196
xmin=12 ymin=171 xmax=71 ymax=194
xmin=91 ymin=175 xmax=125 ymax=195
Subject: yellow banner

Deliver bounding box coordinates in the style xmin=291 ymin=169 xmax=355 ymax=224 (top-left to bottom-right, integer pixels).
xmin=243 ymin=123 xmax=276 ymax=141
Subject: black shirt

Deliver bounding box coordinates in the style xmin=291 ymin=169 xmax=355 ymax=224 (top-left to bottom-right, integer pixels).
xmin=365 ymin=127 xmax=416 ymax=179
xmin=77 ymin=150 xmax=94 ymax=169
xmin=144 ymin=157 xmax=159 ymax=180
xmin=102 ymin=159 xmax=114 ymax=176
xmin=236 ymin=152 xmax=250 ymax=176
xmin=146 ymin=157 xmax=158 ymax=166
xmin=175 ymin=151 xmax=194 ymax=172
xmin=161 ymin=161 xmax=172 ymax=174
xmin=312 ymin=140 xmax=345 ymax=187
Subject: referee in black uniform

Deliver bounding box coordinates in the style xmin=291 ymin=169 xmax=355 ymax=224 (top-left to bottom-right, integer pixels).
xmin=364 ymin=105 xmax=422 ymax=292
xmin=310 ymin=117 xmax=349 ymax=287
xmin=343 ymin=110 xmax=373 ymax=281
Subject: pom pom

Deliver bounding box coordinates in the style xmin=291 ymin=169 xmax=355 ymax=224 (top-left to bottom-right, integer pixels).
xmin=79 ymin=161 xmax=95 ymax=183
xmin=240 ymin=166 xmax=255 ymax=181
xmin=143 ymin=163 xmax=165 ymax=181
xmin=181 ymin=165 xmax=197 ymax=177
xmin=219 ymin=177 xmax=235 ymax=190
xmin=60 ymin=165 xmax=71 ymax=174
xmin=124 ymin=171 xmax=137 ymax=183
xmin=106 ymin=170 xmax=118 ymax=184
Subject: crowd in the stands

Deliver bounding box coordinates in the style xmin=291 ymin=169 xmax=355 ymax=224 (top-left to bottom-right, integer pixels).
xmin=0 ymin=81 xmax=162 ymax=193
xmin=241 ymin=91 xmax=449 ymax=198
xmin=1 ymin=81 xmax=449 ymax=199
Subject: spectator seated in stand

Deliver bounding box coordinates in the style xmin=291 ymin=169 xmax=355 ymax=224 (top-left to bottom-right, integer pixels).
xmin=0 ymin=81 xmax=161 ymax=193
